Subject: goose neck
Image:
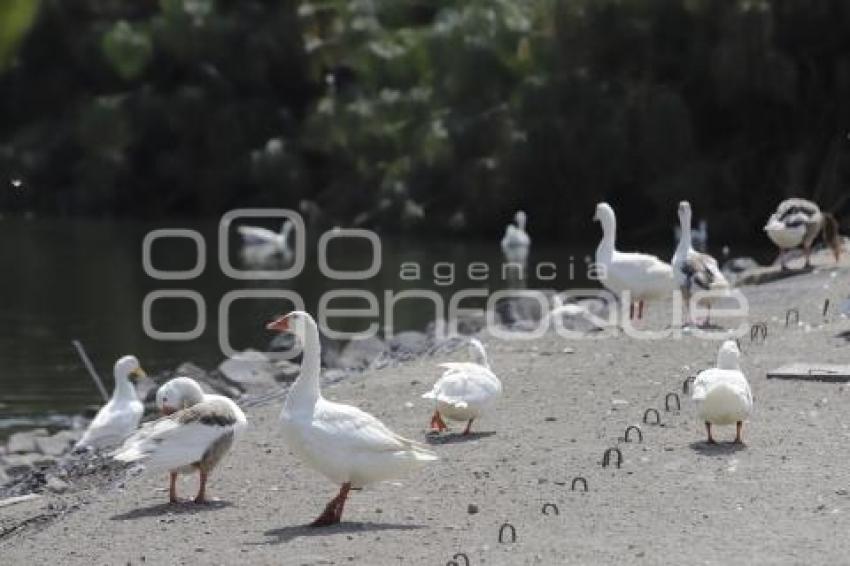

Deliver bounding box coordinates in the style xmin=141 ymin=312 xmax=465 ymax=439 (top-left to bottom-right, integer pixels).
xmin=286 ymin=318 xmax=322 ymax=410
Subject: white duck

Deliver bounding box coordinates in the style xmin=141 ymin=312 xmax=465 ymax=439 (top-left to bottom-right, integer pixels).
xmin=114 ymin=377 xmax=247 ymax=503
xmin=74 ymin=355 xmax=145 ymax=451
xmin=266 ymin=311 xmax=437 ymax=526
xmin=593 ymin=202 xmax=675 ymax=320
xmin=237 ymin=219 xmax=294 ymax=257
xmin=501 ymin=210 xmax=531 ymax=264
xmin=692 ymin=340 xmax=752 ymax=445
xmin=422 ymin=338 xmax=502 ymax=435
xmin=672 ymin=201 xmax=730 ymax=326
xmin=764 ymin=198 xmax=841 ymax=269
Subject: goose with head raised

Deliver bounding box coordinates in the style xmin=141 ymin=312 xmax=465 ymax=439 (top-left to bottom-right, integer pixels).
xmin=501 ymin=210 xmax=531 ymax=265
xmin=593 ymin=202 xmax=675 ymax=320
xmin=672 ymin=201 xmax=730 ymax=326
xmin=74 ymin=355 xmax=145 ymax=452
xmin=267 ymin=311 xmax=438 ymax=526
xmin=422 ymin=338 xmax=502 ymax=435
xmin=692 ymin=340 xmax=752 ymax=445
xmin=114 ymin=376 xmax=247 ymax=503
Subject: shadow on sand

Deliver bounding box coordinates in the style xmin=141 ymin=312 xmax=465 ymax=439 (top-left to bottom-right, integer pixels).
xmin=425 ymin=431 xmax=496 ymax=445
xmin=688 ymin=441 xmax=747 ymax=455
xmin=111 ymin=500 xmax=232 ymax=521
xmin=258 ymin=521 xmax=424 ymax=545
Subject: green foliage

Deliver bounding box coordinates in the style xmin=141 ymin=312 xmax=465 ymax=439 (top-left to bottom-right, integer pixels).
xmin=2 ymin=0 xmax=850 ymax=240
xmin=0 ymin=0 xmax=40 ymax=71
xmin=101 ymin=20 xmax=153 ymax=81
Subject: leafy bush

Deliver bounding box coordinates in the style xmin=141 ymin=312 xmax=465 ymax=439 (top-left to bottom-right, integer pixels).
xmin=1 ymin=0 xmax=849 ymax=242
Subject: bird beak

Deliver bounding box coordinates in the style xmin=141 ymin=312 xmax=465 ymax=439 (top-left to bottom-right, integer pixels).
xmin=266 ymin=314 xmax=291 ymax=332
xmin=130 ymin=367 xmax=146 ymax=380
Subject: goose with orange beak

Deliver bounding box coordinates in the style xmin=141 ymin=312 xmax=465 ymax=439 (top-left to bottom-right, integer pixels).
xmin=267 ymin=311 xmax=438 ymax=526
xmin=114 ymin=377 xmax=247 ymax=503
xmin=74 ymin=355 xmax=146 ymax=451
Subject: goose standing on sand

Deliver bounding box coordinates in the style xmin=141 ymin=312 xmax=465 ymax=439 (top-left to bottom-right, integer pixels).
xmin=74 ymin=355 xmax=145 ymax=451
xmin=114 ymin=377 xmax=247 ymax=503
xmin=764 ymin=198 xmax=842 ymax=269
xmin=422 ymin=338 xmax=502 ymax=435
xmin=501 ymin=210 xmax=531 ymax=265
xmin=593 ymin=202 xmax=675 ymax=320
xmin=237 ymin=219 xmax=294 ymax=258
xmin=672 ymin=201 xmax=730 ymax=326
xmin=266 ymin=311 xmax=438 ymax=526
xmin=692 ymin=340 xmax=752 ymax=445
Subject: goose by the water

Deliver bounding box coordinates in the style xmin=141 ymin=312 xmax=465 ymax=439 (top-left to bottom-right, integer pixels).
xmin=114 ymin=377 xmax=247 ymax=503
xmin=237 ymin=219 xmax=294 ymax=257
xmin=267 ymin=311 xmax=438 ymax=526
xmin=422 ymin=338 xmax=502 ymax=435
xmin=593 ymin=202 xmax=675 ymax=320
xmin=74 ymin=355 xmax=145 ymax=451
xmin=672 ymin=201 xmax=730 ymax=326
xmin=501 ymin=210 xmax=531 ymax=264
xmin=692 ymin=340 xmax=752 ymax=444
xmin=764 ymin=198 xmax=841 ymax=269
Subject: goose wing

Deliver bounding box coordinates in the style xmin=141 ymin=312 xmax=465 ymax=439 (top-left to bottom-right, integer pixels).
xmin=313 ymin=400 xmax=435 ymax=457
xmin=75 ymin=400 xmax=143 ymax=450
xmin=237 ymin=225 xmax=278 ymax=245
xmin=114 ymin=398 xmax=245 ymax=471
xmin=679 ymin=251 xmax=729 ymax=291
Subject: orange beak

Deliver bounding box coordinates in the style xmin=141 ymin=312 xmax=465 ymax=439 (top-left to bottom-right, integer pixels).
xmin=266 ymin=314 xmax=290 ymax=332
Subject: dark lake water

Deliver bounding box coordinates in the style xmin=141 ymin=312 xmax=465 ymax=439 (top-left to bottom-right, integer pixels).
xmin=0 ymin=216 xmax=598 ymax=436
xmin=0 ymin=216 xmax=773 ymax=437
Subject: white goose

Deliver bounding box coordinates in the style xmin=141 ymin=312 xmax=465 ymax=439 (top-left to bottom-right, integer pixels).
xmin=501 ymin=210 xmax=531 ymax=264
xmin=674 ymin=218 xmax=708 ymax=252
xmin=593 ymin=202 xmax=675 ymax=320
xmin=422 ymin=338 xmax=502 ymax=435
xmin=237 ymin=219 xmax=294 ymax=257
xmin=266 ymin=311 xmax=437 ymax=526
xmin=114 ymin=377 xmax=247 ymax=503
xmin=74 ymin=355 xmax=145 ymax=451
xmin=692 ymin=340 xmax=752 ymax=445
xmin=672 ymin=201 xmax=730 ymax=326
xmin=764 ymin=198 xmax=841 ymax=269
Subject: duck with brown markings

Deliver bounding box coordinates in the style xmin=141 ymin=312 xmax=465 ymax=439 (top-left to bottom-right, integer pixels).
xmin=113 ymin=377 xmax=247 ymax=504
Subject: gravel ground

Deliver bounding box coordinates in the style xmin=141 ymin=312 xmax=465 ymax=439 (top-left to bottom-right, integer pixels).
xmin=1 ymin=255 xmax=849 ymax=565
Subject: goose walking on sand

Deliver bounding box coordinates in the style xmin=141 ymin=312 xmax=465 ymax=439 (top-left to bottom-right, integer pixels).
xmin=74 ymin=355 xmax=145 ymax=452
xmin=672 ymin=201 xmax=730 ymax=326
xmin=114 ymin=377 xmax=247 ymax=503
xmin=692 ymin=340 xmax=752 ymax=445
xmin=501 ymin=210 xmax=531 ymax=265
xmin=266 ymin=311 xmax=438 ymax=526
xmin=423 ymin=338 xmax=502 ymax=435
xmin=593 ymin=202 xmax=675 ymax=320
xmin=764 ymin=198 xmax=842 ymax=269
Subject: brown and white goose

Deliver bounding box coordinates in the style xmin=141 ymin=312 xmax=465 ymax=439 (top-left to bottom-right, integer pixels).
xmin=764 ymin=198 xmax=841 ymax=269
xmin=114 ymin=377 xmax=247 ymax=503
xmin=672 ymin=201 xmax=730 ymax=326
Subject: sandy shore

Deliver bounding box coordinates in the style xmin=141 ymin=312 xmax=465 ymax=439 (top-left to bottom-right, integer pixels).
xmin=1 ymin=257 xmax=850 ymax=565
